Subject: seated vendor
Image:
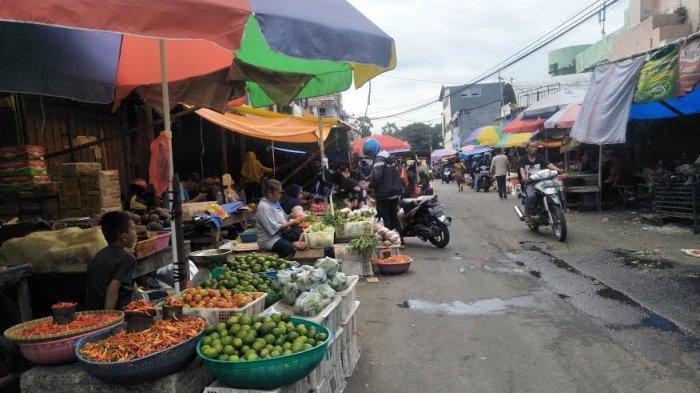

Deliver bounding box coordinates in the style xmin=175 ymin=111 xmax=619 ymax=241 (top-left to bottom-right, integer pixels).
xmin=85 ymin=211 xmax=138 ymax=310
xmin=255 ymin=179 xmax=306 ymax=258
xmin=183 ymin=172 xmax=207 ymax=203
xmin=281 ymin=184 xmax=305 ymax=214
xmin=128 ymin=178 xmax=154 ymax=212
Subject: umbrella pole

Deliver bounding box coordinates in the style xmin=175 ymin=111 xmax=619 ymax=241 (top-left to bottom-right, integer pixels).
xmin=159 ymin=39 xmax=185 ymax=293
xmin=318 ymin=116 xmax=334 ymax=215
xmin=271 ymin=140 xmax=276 ymax=177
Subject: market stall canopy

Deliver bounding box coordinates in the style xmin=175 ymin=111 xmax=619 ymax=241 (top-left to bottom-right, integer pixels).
xmin=496 ymin=132 xmax=536 ymax=148
xmin=430 ymin=148 xmax=456 ymax=163
xmin=462 ymin=126 xmax=502 ymax=146
xmin=521 ymin=88 xmax=586 ymax=119
xmin=502 ymin=113 xmax=547 ymax=134
xmin=629 ymin=86 xmax=700 ymax=120
xmin=544 ymin=101 xmax=583 ymax=129
xmin=0 ymin=0 xmax=396 ymax=108
xmin=194 ymin=105 xmax=340 ymax=143
xmin=458 ymin=146 xmax=493 ymax=159
xmin=351 ymin=135 xmax=411 ymax=156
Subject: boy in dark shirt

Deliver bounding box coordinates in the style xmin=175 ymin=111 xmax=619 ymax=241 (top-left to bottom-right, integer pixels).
xmin=85 ymin=211 xmax=138 ymax=310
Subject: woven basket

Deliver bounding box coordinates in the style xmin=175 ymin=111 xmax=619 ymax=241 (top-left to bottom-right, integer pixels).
xmin=4 ymin=310 xmax=124 ymax=344
xmin=17 ymin=324 xmax=117 ymax=365
xmin=197 ymin=317 xmax=331 ymax=389
xmin=75 ymin=320 xmax=205 ymax=384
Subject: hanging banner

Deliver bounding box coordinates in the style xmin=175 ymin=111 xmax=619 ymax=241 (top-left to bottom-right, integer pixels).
xmin=634 ymin=45 xmax=679 ymax=103
xmin=677 ymin=36 xmax=700 ymax=97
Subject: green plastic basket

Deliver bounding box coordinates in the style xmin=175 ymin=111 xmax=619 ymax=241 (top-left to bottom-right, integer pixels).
xmin=197 ymin=318 xmax=331 ymax=389
xmin=264 ymin=292 xmax=282 ymax=308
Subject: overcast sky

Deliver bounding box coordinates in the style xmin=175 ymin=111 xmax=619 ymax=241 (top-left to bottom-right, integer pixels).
xmin=343 ymin=0 xmax=628 ymax=132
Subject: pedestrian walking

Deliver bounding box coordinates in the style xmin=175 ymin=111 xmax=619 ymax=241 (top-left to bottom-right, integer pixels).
xmin=491 ymin=147 xmax=509 ymax=199
xmin=363 ymin=138 xmax=403 ymax=231
xmin=454 ymin=159 xmax=467 ymax=192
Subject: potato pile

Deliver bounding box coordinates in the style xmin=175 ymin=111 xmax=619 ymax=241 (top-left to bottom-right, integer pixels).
xmin=126 ymin=207 xmax=172 ymax=231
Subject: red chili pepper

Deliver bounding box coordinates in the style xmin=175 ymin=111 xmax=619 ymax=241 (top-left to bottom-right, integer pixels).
xmin=19 ymin=314 xmax=120 ymax=337
xmin=79 ymin=317 xmax=206 ymax=362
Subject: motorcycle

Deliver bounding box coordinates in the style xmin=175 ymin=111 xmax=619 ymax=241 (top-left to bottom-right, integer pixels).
xmin=398 ymin=195 xmax=451 ymax=248
xmin=513 ymin=169 xmax=567 ymax=242
xmin=474 ymin=165 xmax=493 ymax=192
xmin=441 ymin=168 xmax=454 ymax=183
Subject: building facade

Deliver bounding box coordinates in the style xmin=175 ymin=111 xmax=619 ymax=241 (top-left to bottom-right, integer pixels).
xmin=439 ymin=82 xmax=516 ymax=149
xmin=550 ymin=0 xmax=699 ymax=75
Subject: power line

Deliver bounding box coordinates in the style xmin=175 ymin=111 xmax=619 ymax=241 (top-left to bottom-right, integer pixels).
xmin=377 ymin=75 xmax=461 ymax=85
xmin=368 ymin=0 xmax=622 ymax=121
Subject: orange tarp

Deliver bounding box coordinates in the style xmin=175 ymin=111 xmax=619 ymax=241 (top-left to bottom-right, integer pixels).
xmin=195 ymin=106 xmax=343 ymax=143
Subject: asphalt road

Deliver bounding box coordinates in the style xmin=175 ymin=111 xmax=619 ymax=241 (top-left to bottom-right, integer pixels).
xmin=345 ymin=181 xmax=699 ymax=393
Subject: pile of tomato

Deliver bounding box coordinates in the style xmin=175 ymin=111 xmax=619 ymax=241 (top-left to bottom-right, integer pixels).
xmin=178 ymin=287 xmax=263 ymax=309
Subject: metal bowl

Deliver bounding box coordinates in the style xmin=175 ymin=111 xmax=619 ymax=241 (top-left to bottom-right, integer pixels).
xmin=189 ymin=248 xmax=232 ymax=268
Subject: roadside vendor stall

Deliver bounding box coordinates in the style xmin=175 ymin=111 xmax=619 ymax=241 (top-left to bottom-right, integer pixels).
xmin=0 ymin=0 xmax=398 ymax=391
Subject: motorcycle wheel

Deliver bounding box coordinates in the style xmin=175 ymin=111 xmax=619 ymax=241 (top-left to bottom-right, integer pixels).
xmin=482 ymin=180 xmax=490 ymax=192
xmin=428 ymin=221 xmax=450 ymax=248
xmin=550 ymin=204 xmax=567 ymax=241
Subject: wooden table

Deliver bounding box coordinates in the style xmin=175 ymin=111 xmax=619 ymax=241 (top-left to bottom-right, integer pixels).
xmin=185 ymin=209 xmax=256 ymax=248
xmin=0 ymin=264 xmax=33 ymax=321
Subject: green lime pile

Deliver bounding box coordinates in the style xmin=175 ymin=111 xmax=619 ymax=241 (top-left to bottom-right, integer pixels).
xmin=199 ymin=313 xmax=327 ymax=362
xmin=227 ymin=253 xmax=295 ymax=273
xmin=202 ymin=269 xmax=274 ymax=295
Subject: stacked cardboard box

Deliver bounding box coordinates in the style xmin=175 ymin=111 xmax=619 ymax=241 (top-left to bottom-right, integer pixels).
xmin=58 ymin=162 xmax=122 ymax=217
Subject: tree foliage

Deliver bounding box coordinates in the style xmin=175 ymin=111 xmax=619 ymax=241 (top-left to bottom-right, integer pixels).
xmin=354 ymin=116 xmax=373 ymax=137
xmin=381 ymin=122 xmax=443 ymax=152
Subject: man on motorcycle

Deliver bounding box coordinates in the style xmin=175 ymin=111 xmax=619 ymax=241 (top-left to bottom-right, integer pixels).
xmin=364 ymin=138 xmax=403 ymax=231
xmin=519 ymin=141 xmax=560 ymax=223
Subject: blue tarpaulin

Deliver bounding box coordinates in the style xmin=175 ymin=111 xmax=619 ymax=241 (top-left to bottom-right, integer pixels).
xmin=629 ymin=86 xmax=700 ymax=120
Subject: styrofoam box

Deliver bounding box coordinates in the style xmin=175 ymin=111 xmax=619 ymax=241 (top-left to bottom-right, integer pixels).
xmin=340 ymin=332 xmax=360 ymax=379
xmin=306 ymin=326 xmax=343 ymax=389
xmin=204 ymin=378 xmax=309 ymax=393
xmin=337 ymin=276 xmax=359 ymax=323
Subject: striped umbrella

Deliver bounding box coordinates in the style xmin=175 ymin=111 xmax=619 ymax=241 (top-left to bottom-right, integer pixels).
xmin=0 ymin=0 xmax=396 ymax=109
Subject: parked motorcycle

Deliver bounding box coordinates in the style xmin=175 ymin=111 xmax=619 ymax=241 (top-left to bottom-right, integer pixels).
xmin=441 ymin=168 xmax=454 ymax=184
xmin=513 ymin=169 xmax=567 ymax=241
xmin=398 ymin=195 xmax=451 ymax=248
xmin=474 ymin=166 xmax=493 ymax=192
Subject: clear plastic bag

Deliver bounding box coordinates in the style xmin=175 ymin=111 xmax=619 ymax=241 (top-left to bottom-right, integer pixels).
xmin=293 ymin=291 xmax=324 ymax=316
xmin=314 ymin=283 xmax=337 ymax=300
xmin=314 ymin=257 xmax=340 ymax=276
xmin=282 ymin=282 xmax=301 ymax=305
xmin=328 ymin=272 xmax=349 ymax=292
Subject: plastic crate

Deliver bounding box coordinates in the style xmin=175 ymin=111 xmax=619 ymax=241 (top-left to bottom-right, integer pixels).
xmin=340 ymin=332 xmax=360 ymax=379
xmin=341 ymin=302 xmax=359 ymax=349
xmin=330 ymin=364 xmax=346 ymax=393
xmin=134 ymin=236 xmax=158 ymax=259
xmin=303 ymin=230 xmax=335 ymax=249
xmin=182 ymin=292 xmax=267 ymax=324
xmin=153 ymin=232 xmax=171 ymax=253
xmin=337 ymin=276 xmax=358 ymax=323
xmin=310 ymin=378 xmax=332 ymax=393
xmin=203 ymin=379 xmax=309 ymax=393
xmin=306 ymin=327 xmax=343 ymax=389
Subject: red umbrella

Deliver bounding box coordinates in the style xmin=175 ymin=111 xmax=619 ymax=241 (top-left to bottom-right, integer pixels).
xmin=502 ymin=113 xmax=546 ymax=134
xmin=352 ymin=135 xmax=411 ymax=156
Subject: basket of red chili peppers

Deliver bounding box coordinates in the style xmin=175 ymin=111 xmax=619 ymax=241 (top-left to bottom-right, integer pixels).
xmin=3 ymin=307 xmax=124 ymax=365
xmin=75 ymin=315 xmax=207 ymax=383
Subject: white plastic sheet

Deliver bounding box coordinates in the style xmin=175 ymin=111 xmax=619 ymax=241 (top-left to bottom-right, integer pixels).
xmin=571 ymin=57 xmax=645 ymax=145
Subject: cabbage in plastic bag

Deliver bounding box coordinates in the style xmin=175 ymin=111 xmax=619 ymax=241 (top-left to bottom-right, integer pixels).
xmin=314 ymin=257 xmax=339 ymax=276
xmin=314 ymin=283 xmax=337 ymax=300
xmin=328 ymin=272 xmax=349 ymax=292
xmin=282 ymin=282 xmax=301 ymax=305
xmin=293 ymin=291 xmax=324 ymax=316
xmin=273 ymin=269 xmax=294 ymax=291
xmin=309 ymin=268 xmax=327 ymax=284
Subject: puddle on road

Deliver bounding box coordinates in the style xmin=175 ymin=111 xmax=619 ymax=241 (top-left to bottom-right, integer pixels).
xmin=609 ymin=249 xmax=676 ymax=270
xmin=397 ymin=294 xmax=536 ymax=316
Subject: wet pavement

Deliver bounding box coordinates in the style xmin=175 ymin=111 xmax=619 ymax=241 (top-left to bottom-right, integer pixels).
xmin=345 ymin=182 xmax=699 ymax=393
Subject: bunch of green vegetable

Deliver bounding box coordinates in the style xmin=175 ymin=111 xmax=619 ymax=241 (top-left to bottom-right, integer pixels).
xmin=307 ymin=222 xmax=334 ymax=233
xmin=321 ymin=213 xmax=347 ymax=227
xmin=349 ymin=235 xmax=379 ymax=256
